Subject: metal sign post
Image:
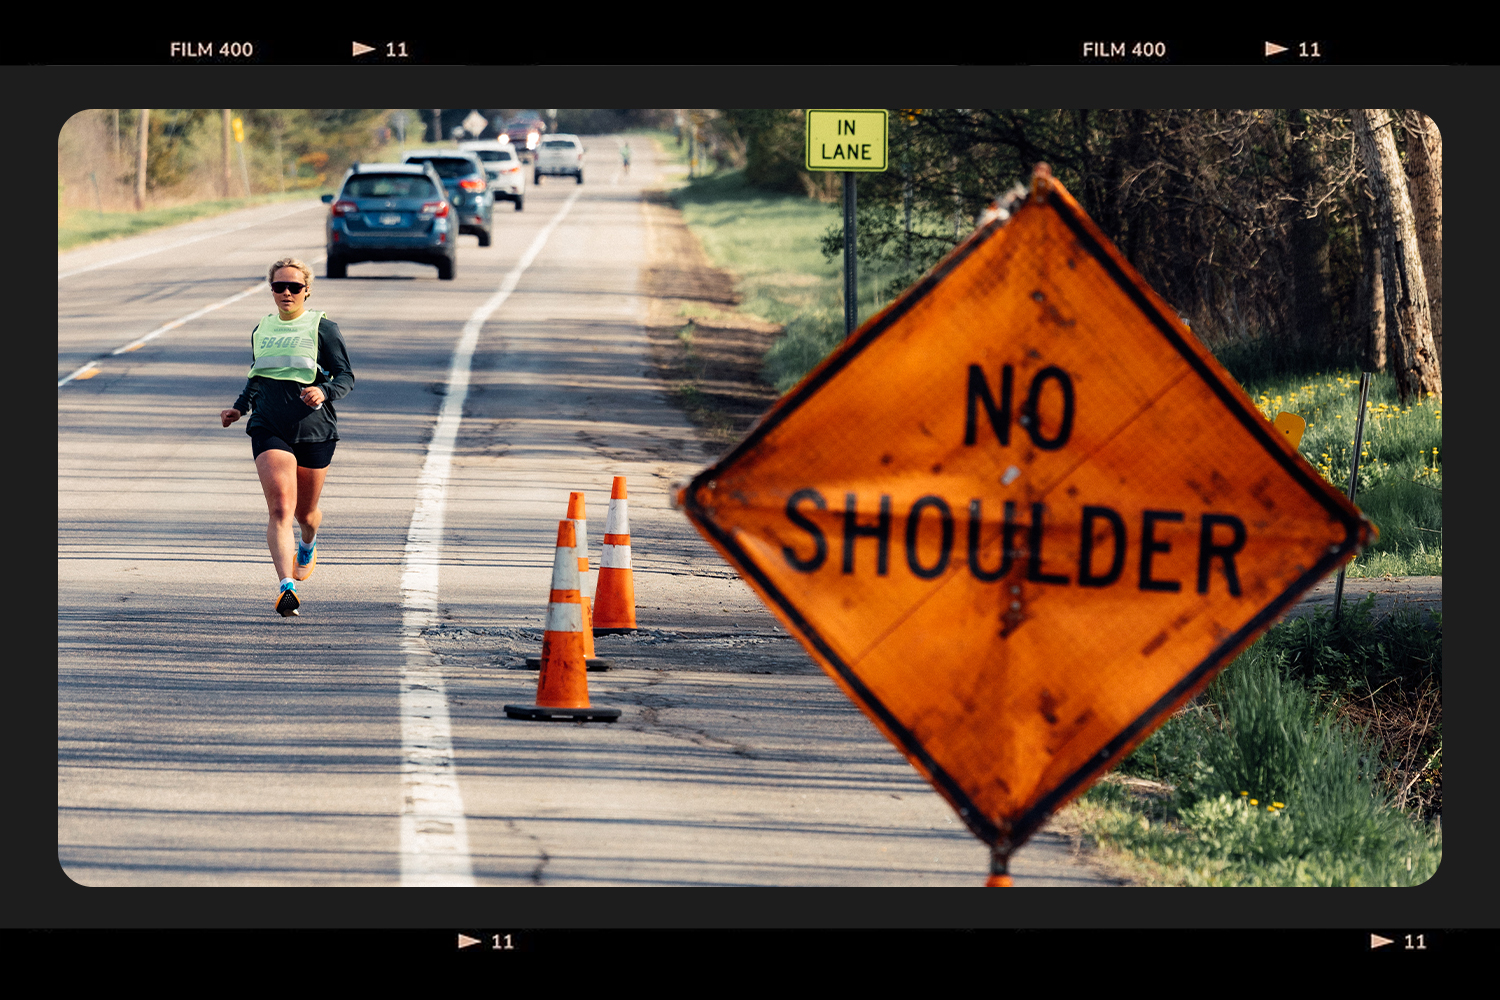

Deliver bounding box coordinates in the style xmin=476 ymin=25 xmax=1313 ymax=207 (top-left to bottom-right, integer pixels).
xmin=1332 ymin=372 xmax=1374 ymax=624
xmin=843 ymin=172 xmax=857 ymax=338
xmin=806 ymin=110 xmax=889 ymax=340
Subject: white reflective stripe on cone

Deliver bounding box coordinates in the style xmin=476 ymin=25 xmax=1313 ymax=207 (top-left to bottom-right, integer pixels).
xmin=545 ymin=602 xmax=584 ymax=633
xmin=551 ymin=546 xmax=578 ymax=588
xmin=600 ymin=543 xmax=632 ymax=569
xmin=603 ymin=501 xmax=629 ymax=536
xmin=571 ymin=518 xmax=587 ymax=561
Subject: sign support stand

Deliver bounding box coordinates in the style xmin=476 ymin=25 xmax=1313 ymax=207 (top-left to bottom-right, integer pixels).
xmin=1332 ymin=371 xmax=1373 ymax=624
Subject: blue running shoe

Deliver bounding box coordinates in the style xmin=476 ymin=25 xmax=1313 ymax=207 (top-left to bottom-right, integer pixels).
xmin=293 ymin=538 xmax=317 ymax=582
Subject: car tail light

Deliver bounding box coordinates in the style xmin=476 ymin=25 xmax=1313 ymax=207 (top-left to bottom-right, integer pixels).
xmin=332 ymin=199 xmax=358 ymax=215
xmin=420 ymin=200 xmax=449 ymax=218
xmin=458 ymin=178 xmax=487 ymax=192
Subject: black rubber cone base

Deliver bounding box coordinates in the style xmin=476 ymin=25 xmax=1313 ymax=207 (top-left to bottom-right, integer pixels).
xmin=593 ymin=627 xmax=637 ymax=636
xmin=504 ymin=704 xmax=621 ymax=722
xmin=525 ymin=656 xmax=612 ymax=671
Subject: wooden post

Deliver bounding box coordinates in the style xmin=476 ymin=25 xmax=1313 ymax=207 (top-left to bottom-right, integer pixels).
xmin=222 ymin=109 xmax=233 ymax=198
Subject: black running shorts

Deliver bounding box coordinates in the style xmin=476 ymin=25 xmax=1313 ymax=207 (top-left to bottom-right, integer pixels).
xmin=251 ymin=432 xmax=337 ymax=469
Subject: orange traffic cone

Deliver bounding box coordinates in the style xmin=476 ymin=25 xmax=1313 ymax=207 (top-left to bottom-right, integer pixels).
xmin=525 ymin=492 xmax=612 ymax=671
xmin=593 ymin=476 xmax=637 ymax=634
xmin=505 ymin=520 xmax=620 ymax=723
xmin=571 ymin=491 xmax=596 ymax=661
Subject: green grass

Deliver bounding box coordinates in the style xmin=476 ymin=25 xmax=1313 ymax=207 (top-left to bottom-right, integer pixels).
xmin=667 ymin=167 xmax=909 ymax=393
xmin=1072 ymin=603 xmax=1442 ymax=885
xmin=639 ymin=128 xmax=693 ymax=169
xmin=58 ymin=190 xmax=329 ymax=253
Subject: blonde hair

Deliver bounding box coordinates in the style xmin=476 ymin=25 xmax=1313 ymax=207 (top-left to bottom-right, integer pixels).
xmin=268 ymin=257 xmax=313 ymax=295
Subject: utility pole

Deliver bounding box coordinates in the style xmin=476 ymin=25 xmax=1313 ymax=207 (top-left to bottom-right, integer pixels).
xmin=135 ymin=109 xmax=149 ymax=211
xmin=222 ymin=110 xmax=233 ymax=198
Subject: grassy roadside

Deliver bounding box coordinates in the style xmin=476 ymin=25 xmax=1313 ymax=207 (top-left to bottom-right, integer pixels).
xmin=669 ymin=168 xmax=843 ymax=327
xmin=665 ymin=165 xmax=918 ymax=394
xmin=58 ymin=190 xmax=329 ymax=253
xmin=1062 ymin=595 xmax=1442 ymax=885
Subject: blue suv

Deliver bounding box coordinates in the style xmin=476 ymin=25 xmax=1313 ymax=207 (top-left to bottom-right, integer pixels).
xmin=402 ymin=149 xmax=494 ymax=247
xmin=323 ymin=162 xmax=458 ymax=280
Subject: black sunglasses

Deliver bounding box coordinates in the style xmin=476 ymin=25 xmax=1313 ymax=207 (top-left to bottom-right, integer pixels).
xmin=270 ymin=281 xmax=307 ymax=295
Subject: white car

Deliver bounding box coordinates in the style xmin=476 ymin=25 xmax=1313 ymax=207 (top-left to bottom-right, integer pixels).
xmin=534 ymin=134 xmax=585 ymax=184
xmin=459 ymin=139 xmax=527 ymax=210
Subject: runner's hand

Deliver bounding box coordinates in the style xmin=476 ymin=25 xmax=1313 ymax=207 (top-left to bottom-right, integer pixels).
xmin=221 ymin=408 xmax=242 ymax=427
xmin=300 ymin=386 xmax=326 ymax=408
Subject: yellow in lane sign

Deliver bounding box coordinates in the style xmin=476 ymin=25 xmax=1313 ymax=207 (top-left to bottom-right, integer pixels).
xmin=805 ymin=110 xmax=889 ymax=172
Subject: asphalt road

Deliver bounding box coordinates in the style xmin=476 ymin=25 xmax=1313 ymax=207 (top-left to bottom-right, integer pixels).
xmin=58 ymin=139 xmax=1125 ymax=888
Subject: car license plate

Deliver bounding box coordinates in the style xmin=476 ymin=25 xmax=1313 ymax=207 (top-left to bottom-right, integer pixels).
xmin=379 ymin=214 xmax=402 ymax=226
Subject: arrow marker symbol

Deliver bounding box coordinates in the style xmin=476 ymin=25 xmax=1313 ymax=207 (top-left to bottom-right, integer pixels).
xmin=353 ymin=41 xmax=375 ymax=56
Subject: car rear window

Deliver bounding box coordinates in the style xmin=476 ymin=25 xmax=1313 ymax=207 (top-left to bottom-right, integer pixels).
xmin=406 ymin=157 xmax=480 ymax=178
xmin=344 ymin=175 xmax=439 ymax=199
xmin=475 ymin=150 xmax=515 ymax=162
xmin=542 ymin=139 xmax=577 ymax=148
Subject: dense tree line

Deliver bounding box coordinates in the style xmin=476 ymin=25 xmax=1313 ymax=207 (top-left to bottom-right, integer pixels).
xmin=710 ymin=109 xmax=1441 ymax=402
xmin=61 ymin=109 xmax=405 ymax=207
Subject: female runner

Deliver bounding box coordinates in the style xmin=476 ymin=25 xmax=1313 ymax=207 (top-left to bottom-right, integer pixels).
xmin=221 ymin=257 xmax=355 ymax=616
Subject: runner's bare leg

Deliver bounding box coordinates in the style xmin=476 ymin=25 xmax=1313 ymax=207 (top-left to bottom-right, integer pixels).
xmin=255 ymin=449 xmax=299 ymax=581
xmin=295 ymin=465 xmax=328 ymax=544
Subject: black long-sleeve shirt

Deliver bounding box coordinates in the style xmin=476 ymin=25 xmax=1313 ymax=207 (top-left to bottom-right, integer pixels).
xmin=231 ymin=314 xmax=355 ymax=443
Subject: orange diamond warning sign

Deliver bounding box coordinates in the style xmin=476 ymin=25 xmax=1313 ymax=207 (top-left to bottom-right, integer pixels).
xmin=678 ymin=166 xmax=1374 ymax=871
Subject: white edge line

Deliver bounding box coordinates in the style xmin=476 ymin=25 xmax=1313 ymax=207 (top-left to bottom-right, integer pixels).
xmin=397 ymin=187 xmax=582 ymax=887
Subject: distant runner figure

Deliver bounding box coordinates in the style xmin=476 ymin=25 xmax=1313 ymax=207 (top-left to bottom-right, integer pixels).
xmin=220 ymin=257 xmax=355 ymax=616
xmin=620 ymin=142 xmax=631 ymax=174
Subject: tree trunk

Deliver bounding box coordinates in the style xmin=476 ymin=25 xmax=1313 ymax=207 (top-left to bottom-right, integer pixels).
xmin=1403 ymin=110 xmax=1442 ymax=373
xmin=1287 ymin=110 xmax=1333 ymax=359
xmin=1352 ymin=109 xmax=1441 ymax=403
xmin=1353 ymin=189 xmax=1385 ymax=371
